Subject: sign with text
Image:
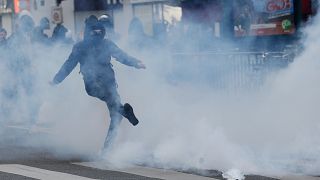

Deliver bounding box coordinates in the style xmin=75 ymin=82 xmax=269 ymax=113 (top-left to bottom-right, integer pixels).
xmin=234 ymin=0 xmax=295 ymax=37
xmin=51 ymin=6 xmax=63 ymax=24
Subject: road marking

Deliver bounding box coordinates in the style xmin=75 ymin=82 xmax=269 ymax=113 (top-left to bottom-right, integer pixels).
xmin=0 ymin=164 xmax=96 ymax=180
xmin=74 ymin=161 xmax=217 ymax=180
xmin=281 ymin=176 xmax=320 ymax=180
xmin=6 ymin=125 xmax=54 ymax=134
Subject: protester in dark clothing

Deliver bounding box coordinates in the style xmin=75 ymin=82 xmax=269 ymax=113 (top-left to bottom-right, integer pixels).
xmin=52 ymin=23 xmax=73 ymax=44
xmin=4 ymin=11 xmax=39 ymax=124
xmin=32 ymin=17 xmax=51 ymax=45
xmin=0 ymin=27 xmax=9 ymax=121
xmin=51 ymin=17 xmax=146 ymax=151
xmin=153 ymin=22 xmax=167 ymax=45
xmin=234 ymin=0 xmax=254 ymax=35
xmin=7 ymin=13 xmax=35 ymax=91
xmin=0 ymin=28 xmax=7 ymax=47
xmin=83 ymin=15 xmax=98 ymax=41
xmin=128 ymin=17 xmax=154 ymax=50
xmin=8 ymin=12 xmax=35 ymax=46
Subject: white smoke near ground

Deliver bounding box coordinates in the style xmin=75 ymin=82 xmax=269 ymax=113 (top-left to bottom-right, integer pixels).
xmin=1 ymin=7 xmax=320 ymax=179
xmin=0 ymin=40 xmax=107 ymax=157
xmin=103 ymin=13 xmax=320 ymax=178
xmin=30 ymin=45 xmax=107 ymax=155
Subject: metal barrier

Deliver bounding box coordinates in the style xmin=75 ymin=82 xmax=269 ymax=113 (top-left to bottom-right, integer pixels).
xmin=170 ymin=51 xmax=294 ymax=91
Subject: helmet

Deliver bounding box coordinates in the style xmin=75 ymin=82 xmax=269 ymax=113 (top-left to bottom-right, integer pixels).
xmin=98 ymin=14 xmax=113 ymax=29
xmin=18 ymin=11 xmax=35 ymax=33
xmin=85 ymin=15 xmax=98 ymax=28
xmin=84 ymin=15 xmax=98 ymax=39
xmin=52 ymin=24 xmax=68 ymax=41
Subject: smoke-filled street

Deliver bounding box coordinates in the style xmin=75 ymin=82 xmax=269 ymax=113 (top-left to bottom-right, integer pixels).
xmin=1 ymin=0 xmax=320 ymax=180
xmin=0 ymin=131 xmax=319 ymax=180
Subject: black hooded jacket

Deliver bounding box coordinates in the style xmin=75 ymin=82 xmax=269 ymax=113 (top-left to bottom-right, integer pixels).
xmin=53 ymin=19 xmax=141 ymax=97
xmin=53 ymin=37 xmax=140 ymax=87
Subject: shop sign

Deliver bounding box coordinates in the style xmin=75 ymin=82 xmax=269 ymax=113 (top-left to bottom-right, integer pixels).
xmin=233 ymin=0 xmax=295 ymax=37
xmin=51 ymin=6 xmax=63 ymax=24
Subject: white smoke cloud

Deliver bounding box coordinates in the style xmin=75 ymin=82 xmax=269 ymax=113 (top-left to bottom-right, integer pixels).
xmin=103 ymin=10 xmax=320 ymax=178
xmin=1 ymin=6 xmax=320 ymax=179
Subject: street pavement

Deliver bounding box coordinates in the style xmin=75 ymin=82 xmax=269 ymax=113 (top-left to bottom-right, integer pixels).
xmin=0 ymin=126 xmax=320 ymax=180
xmin=0 ymin=126 xmax=216 ymax=180
xmin=0 ymin=143 xmax=216 ymax=180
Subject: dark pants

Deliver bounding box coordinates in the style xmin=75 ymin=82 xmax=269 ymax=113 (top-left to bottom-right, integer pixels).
xmin=84 ymin=77 xmax=123 ymax=150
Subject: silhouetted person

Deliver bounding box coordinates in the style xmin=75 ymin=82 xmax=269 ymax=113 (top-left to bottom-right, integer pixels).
xmin=234 ymin=0 xmax=254 ymax=35
xmin=51 ymin=16 xmax=146 ymax=152
xmin=5 ymin=11 xmax=39 ymax=123
xmin=0 ymin=27 xmax=7 ymax=47
xmin=128 ymin=17 xmax=154 ymax=50
xmin=32 ymin=17 xmax=51 ymax=45
xmin=52 ymin=23 xmax=73 ymax=44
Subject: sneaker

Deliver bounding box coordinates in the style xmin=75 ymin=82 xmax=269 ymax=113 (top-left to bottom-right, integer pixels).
xmin=123 ymin=103 xmax=139 ymax=126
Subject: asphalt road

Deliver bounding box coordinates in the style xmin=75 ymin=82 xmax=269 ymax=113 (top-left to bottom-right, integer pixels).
xmin=0 ymin=142 xmax=222 ymax=180
xmin=0 ymin=143 xmax=162 ymax=180
xmin=0 ymin=126 xmax=217 ymax=180
xmin=0 ymin=126 xmax=319 ymax=180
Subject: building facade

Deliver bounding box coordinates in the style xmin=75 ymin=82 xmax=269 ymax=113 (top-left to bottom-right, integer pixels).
xmin=0 ymin=0 xmax=181 ymax=40
xmin=0 ymin=0 xmax=75 ymax=36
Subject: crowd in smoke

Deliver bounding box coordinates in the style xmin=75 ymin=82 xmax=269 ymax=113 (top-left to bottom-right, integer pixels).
xmin=104 ymin=8 xmax=320 ymax=179
xmin=0 ymin=5 xmax=320 ymax=179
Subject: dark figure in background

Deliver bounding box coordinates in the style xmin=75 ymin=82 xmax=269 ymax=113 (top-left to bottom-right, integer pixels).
xmin=234 ymin=0 xmax=254 ymax=35
xmin=51 ymin=16 xmax=146 ymax=151
xmin=7 ymin=12 xmax=35 ymax=90
xmin=5 ymin=12 xmax=38 ymax=123
xmin=0 ymin=28 xmax=7 ymax=47
xmin=128 ymin=17 xmax=154 ymax=50
xmin=32 ymin=17 xmax=51 ymax=45
xmin=0 ymin=27 xmax=8 ymax=121
xmin=52 ymin=23 xmax=73 ymax=44
xmin=153 ymin=22 xmax=167 ymax=46
xmin=8 ymin=11 xmax=35 ymax=46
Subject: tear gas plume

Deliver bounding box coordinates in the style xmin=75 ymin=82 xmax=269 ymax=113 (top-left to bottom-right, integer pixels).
xmin=105 ymin=11 xmax=320 ymax=178
xmin=0 ymin=5 xmax=320 ymax=178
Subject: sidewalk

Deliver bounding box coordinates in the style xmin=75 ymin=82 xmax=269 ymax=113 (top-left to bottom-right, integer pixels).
xmin=75 ymin=161 xmax=218 ymax=180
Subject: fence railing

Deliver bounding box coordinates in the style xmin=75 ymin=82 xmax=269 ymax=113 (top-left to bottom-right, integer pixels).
xmin=169 ymin=51 xmax=294 ymax=91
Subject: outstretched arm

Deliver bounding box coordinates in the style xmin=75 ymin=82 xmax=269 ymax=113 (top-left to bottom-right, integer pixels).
xmin=108 ymin=40 xmax=146 ymax=69
xmin=52 ymin=45 xmax=80 ymax=84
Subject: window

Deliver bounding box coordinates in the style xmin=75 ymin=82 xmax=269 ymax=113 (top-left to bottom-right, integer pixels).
xmin=133 ymin=2 xmax=164 ymax=36
xmin=0 ymin=0 xmax=7 ymax=9
xmin=74 ymin=0 xmax=123 ymax=11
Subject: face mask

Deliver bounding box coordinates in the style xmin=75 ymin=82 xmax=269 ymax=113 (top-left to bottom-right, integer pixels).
xmin=89 ymin=29 xmax=105 ymax=41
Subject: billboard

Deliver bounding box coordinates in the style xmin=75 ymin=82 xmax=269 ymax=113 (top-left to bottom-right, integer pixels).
xmin=233 ymin=0 xmax=295 ymax=37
